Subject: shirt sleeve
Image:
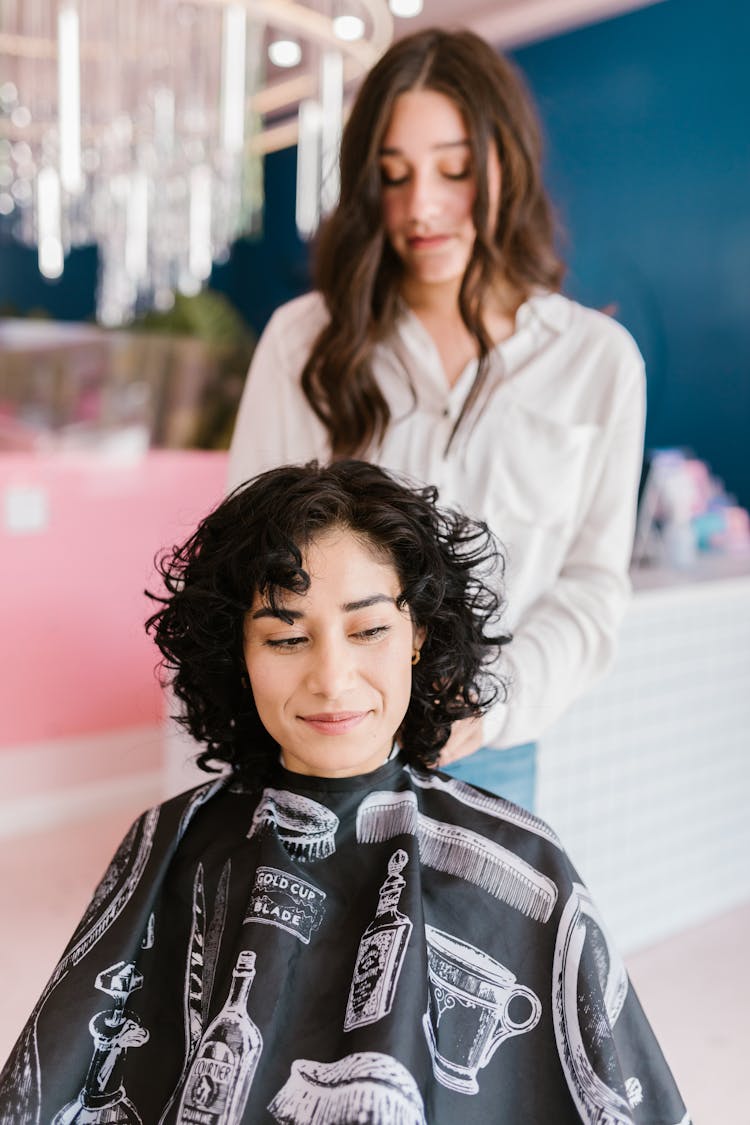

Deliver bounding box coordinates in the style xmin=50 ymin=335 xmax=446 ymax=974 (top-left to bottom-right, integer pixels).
xmin=483 ymin=351 xmax=646 ymax=750
xmin=227 ymin=300 xmax=329 ymax=492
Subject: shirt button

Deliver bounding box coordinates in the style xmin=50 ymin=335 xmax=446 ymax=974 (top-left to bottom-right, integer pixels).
xmin=442 ymin=407 xmax=450 ymax=418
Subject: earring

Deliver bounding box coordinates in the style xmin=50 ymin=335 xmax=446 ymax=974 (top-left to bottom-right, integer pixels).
xmin=411 ymin=649 xmax=421 ymax=666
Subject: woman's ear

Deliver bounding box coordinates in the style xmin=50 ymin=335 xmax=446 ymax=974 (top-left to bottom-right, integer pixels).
xmin=412 ymin=624 xmax=427 ymax=654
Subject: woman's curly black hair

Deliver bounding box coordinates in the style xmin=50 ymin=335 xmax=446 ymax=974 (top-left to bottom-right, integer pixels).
xmin=146 ymin=460 xmax=509 ymax=777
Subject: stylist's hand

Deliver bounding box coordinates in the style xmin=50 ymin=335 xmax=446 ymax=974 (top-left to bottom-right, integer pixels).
xmin=436 ymin=717 xmax=484 ymax=767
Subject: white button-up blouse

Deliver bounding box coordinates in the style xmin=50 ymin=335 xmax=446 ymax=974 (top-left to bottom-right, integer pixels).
xmin=228 ymin=290 xmax=646 ymax=751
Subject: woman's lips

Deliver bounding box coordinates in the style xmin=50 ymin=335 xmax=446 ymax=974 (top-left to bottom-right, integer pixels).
xmin=300 ymin=711 xmax=368 ymax=735
xmin=407 ymin=234 xmax=451 ymax=250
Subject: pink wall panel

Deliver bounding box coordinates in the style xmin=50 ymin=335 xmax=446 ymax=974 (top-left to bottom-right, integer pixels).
xmin=0 ymin=451 xmax=228 ymax=747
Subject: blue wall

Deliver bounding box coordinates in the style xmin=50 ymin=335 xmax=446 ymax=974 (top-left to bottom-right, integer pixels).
xmin=0 ymin=242 xmax=98 ymax=321
xmin=511 ymin=0 xmax=750 ymax=507
xmin=2 ymin=0 xmax=748 ymax=505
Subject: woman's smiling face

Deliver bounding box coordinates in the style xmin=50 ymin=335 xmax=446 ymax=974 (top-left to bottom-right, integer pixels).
xmin=243 ymin=528 xmax=424 ymax=778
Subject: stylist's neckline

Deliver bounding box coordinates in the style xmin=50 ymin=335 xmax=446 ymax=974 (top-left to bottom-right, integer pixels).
xmin=399 ymin=287 xmax=524 ymax=348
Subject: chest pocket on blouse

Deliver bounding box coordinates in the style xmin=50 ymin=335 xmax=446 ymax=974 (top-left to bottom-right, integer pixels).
xmin=478 ymin=398 xmax=601 ymax=532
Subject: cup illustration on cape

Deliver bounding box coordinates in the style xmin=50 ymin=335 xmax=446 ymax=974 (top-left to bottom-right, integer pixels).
xmin=422 ymin=926 xmax=541 ymax=1095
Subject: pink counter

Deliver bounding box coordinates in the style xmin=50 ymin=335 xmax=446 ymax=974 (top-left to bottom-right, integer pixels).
xmin=0 ymin=450 xmax=228 ymax=748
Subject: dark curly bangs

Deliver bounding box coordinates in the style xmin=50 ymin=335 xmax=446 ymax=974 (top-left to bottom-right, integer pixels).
xmin=146 ymin=460 xmax=509 ymax=778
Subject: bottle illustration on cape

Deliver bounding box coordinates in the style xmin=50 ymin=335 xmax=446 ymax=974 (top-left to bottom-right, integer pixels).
xmin=52 ymin=960 xmax=149 ymax=1125
xmin=345 ymin=849 xmax=413 ymax=1031
xmin=177 ymin=949 xmax=264 ymax=1124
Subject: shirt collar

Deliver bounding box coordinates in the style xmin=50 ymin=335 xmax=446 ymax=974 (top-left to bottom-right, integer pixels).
xmin=396 ymin=288 xmax=571 ymax=341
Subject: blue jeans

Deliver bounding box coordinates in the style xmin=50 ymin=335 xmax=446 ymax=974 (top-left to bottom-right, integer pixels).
xmin=442 ymin=743 xmax=537 ymax=811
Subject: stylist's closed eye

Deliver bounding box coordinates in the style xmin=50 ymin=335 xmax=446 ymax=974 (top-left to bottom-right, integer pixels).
xmin=380 ymin=162 xmax=471 ymax=188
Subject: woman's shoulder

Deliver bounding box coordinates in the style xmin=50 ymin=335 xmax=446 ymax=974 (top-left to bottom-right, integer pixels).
xmin=263 ymin=290 xmax=330 ymax=343
xmin=530 ymin=291 xmax=644 ymax=374
xmin=250 ymin=292 xmax=331 ymax=385
xmin=154 ymin=774 xmax=232 ymax=823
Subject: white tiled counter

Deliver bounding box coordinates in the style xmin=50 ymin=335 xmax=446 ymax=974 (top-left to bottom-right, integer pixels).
xmin=536 ymin=557 xmax=750 ymax=954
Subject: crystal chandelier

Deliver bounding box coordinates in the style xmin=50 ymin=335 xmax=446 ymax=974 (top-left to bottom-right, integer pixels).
xmin=0 ymin=0 xmax=392 ymax=325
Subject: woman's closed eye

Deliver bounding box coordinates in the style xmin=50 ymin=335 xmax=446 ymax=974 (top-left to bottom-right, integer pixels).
xmin=352 ymin=624 xmax=391 ymax=642
xmin=380 ymin=168 xmax=409 ymax=187
xmin=441 ymin=166 xmax=471 ymax=181
xmin=380 ymin=166 xmax=471 ymax=187
xmin=264 ymin=635 xmax=308 ymax=650
xmin=262 ymin=624 xmax=390 ymax=650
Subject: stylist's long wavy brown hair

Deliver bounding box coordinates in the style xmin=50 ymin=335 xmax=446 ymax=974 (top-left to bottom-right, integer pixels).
xmin=301 ymin=27 xmax=565 ymax=456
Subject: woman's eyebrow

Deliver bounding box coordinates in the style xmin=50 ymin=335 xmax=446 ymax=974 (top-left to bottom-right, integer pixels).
xmin=251 ymin=594 xmax=396 ymax=620
xmin=251 ymin=607 xmax=303 ymax=621
xmin=342 ymin=594 xmax=397 ymax=612
xmin=379 ymin=140 xmax=470 ymax=156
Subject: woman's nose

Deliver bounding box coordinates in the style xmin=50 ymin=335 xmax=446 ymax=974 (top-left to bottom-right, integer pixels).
xmin=407 ymin=169 xmax=442 ymax=223
xmin=305 ymin=638 xmax=354 ymax=699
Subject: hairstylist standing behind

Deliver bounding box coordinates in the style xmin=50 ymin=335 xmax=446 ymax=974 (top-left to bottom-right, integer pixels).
xmin=228 ymin=28 xmax=645 ymax=810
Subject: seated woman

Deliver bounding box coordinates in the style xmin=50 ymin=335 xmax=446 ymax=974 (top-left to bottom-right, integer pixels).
xmin=0 ymin=461 xmax=688 ymax=1125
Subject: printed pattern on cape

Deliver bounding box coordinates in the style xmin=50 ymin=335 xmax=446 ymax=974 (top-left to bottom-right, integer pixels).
xmin=344 ymin=850 xmax=413 ymax=1031
xmin=246 ymin=865 xmax=326 ymax=944
xmin=0 ymin=806 xmax=160 ymax=1125
xmin=56 ymin=806 xmax=160 ymax=973
xmin=158 ymin=858 xmax=232 ymax=1125
xmin=248 ymin=788 xmax=340 ymax=861
xmin=422 ymin=924 xmax=541 ymax=1096
xmin=405 ymin=766 xmax=563 ymax=849
xmin=356 ymin=789 xmax=557 ymax=922
xmin=553 ymin=882 xmax=636 ymax=1124
xmin=51 ymin=960 xmax=150 ymax=1124
xmin=142 ymin=911 xmax=156 ymax=950
xmin=0 ymin=762 xmax=691 ymax=1125
xmin=268 ymin=1052 xmax=426 ymax=1125
xmin=178 ymin=777 xmax=229 ymax=841
xmin=176 ymin=949 xmax=264 ymax=1124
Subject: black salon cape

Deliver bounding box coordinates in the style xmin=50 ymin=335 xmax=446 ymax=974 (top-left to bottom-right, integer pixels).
xmin=1 ymin=757 xmax=689 ymax=1125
